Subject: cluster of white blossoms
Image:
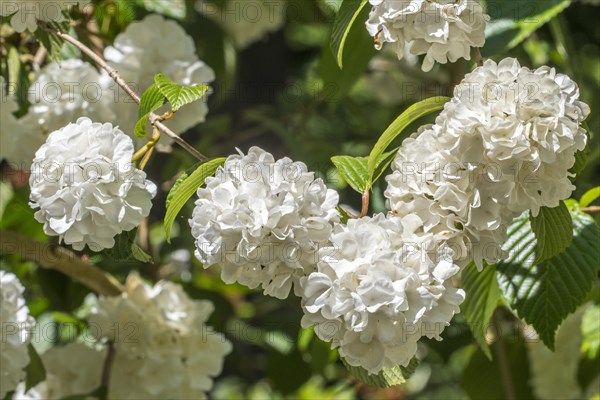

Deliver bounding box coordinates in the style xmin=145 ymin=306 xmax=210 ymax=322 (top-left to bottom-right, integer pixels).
xmin=386 ymin=58 xmax=589 ymax=267
xmin=89 ymin=275 xmax=232 ymax=399
xmin=196 ymin=0 xmax=286 ymax=49
xmin=299 ymin=214 xmax=464 ymax=374
xmin=29 ymin=117 xmax=157 ymax=251
xmin=13 ymin=342 xmax=107 ymax=400
xmin=0 ymin=271 xmax=35 ymax=399
xmin=190 ymin=147 xmax=340 ymax=299
xmin=103 ymin=14 xmax=215 ymax=143
xmin=0 ymin=0 xmax=89 ymax=32
xmin=366 ymin=0 xmax=487 ymax=71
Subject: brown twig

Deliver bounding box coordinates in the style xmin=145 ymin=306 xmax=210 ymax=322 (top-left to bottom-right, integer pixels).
xmin=493 ymin=313 xmax=516 ymax=400
xmin=37 ymin=21 xmax=208 ymax=161
xmin=360 ymin=189 xmax=370 ymax=218
xmin=581 ymin=206 xmax=600 ymax=213
xmin=0 ymin=230 xmax=123 ymax=296
xmin=101 ymin=342 xmax=115 ymax=389
xmin=475 ymin=47 xmax=484 ymax=67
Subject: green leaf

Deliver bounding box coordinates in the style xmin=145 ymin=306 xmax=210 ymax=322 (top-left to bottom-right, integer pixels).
xmin=32 ymin=20 xmax=71 ymax=64
xmin=331 ymin=148 xmax=398 ymax=194
xmin=330 ymin=0 xmax=369 ymax=68
xmin=320 ymin=2 xmax=376 ymax=100
xmin=496 ymin=210 xmax=600 ymax=349
xmin=7 ymin=46 xmax=30 ymax=115
xmin=580 ymin=186 xmax=600 ymax=208
xmin=529 ymin=202 xmax=573 ymax=264
xmin=131 ymin=243 xmax=154 ymax=264
xmin=342 ymin=357 xmax=419 ymax=388
xmin=0 ymin=182 xmax=14 ymax=221
xmin=136 ymin=0 xmax=186 ymax=20
xmin=483 ymin=0 xmax=571 ymax=57
xmin=134 ymin=84 xmax=166 ymax=137
xmin=367 ymin=97 xmax=449 ymax=179
xmin=337 ymin=206 xmax=352 ymax=224
xmin=581 ymin=304 xmax=600 ymax=359
xmin=25 ymin=344 xmax=46 ymax=391
xmin=154 ymin=74 xmax=208 ymax=112
xmin=164 ymin=157 xmax=226 ymax=242
xmin=461 ymin=262 xmax=501 ymax=360
xmin=570 ymin=148 xmax=588 ymax=177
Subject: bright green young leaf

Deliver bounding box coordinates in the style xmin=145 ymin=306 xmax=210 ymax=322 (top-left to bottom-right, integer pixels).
xmin=330 ymin=0 xmax=369 ymax=68
xmin=461 ymin=262 xmax=500 ymax=360
xmin=154 ymin=74 xmax=208 ymax=112
xmin=25 ymin=343 xmax=46 ymax=391
xmin=496 ymin=210 xmax=600 ymax=349
xmin=530 ymin=202 xmax=573 ymax=264
xmin=7 ymin=46 xmax=30 ymax=114
xmin=164 ymin=157 xmax=226 ymax=242
xmin=134 ymin=84 xmax=167 ymax=137
xmin=581 ymin=304 xmax=600 ymax=359
xmin=367 ymin=97 xmax=449 ymax=179
xmin=342 ymin=357 xmax=419 ymax=388
xmin=131 ymin=243 xmax=154 ymax=264
xmin=0 ymin=182 xmax=14 ymax=221
xmin=483 ymin=0 xmax=571 ymax=57
xmin=136 ymin=0 xmax=186 ymax=20
xmin=320 ymin=2 xmax=376 ymax=100
xmin=580 ymin=186 xmax=600 ymax=208
xmin=331 ymin=148 xmax=397 ymax=194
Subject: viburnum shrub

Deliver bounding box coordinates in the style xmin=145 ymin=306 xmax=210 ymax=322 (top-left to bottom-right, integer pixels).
xmin=1 ymin=0 xmax=598 ymax=398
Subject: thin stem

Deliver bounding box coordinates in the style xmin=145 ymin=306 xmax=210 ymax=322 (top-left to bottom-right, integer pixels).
xmin=360 ymin=189 xmax=370 ymax=218
xmin=475 ymin=47 xmax=483 ymax=67
xmin=0 ymin=230 xmax=124 ymax=296
xmin=101 ymin=342 xmax=115 ymax=390
xmin=493 ymin=313 xmax=516 ymax=400
xmin=582 ymin=206 xmax=600 ymax=213
xmin=37 ymin=21 xmax=208 ymax=161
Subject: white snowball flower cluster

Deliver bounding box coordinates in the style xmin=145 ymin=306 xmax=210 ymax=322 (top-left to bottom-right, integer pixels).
xmin=386 ymin=58 xmax=589 ymax=267
xmin=29 ymin=117 xmax=157 ymax=251
xmin=196 ymin=0 xmax=286 ymax=49
xmin=190 ymin=147 xmax=340 ymax=299
xmin=89 ymin=275 xmax=231 ymax=400
xmin=300 ymin=214 xmax=464 ymax=374
xmin=0 ymin=0 xmax=89 ymax=32
xmin=13 ymin=342 xmax=107 ymax=400
xmin=12 ymin=60 xmax=117 ymax=168
xmin=103 ymin=14 xmax=215 ymax=143
xmin=366 ymin=0 xmax=487 ymax=71
xmin=0 ymin=271 xmax=35 ymax=399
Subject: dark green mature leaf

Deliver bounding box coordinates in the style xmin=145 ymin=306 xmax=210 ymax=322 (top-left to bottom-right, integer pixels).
xmin=154 ymin=74 xmax=208 ymax=112
xmin=581 ymin=304 xmax=600 ymax=359
xmin=367 ymin=97 xmax=449 ymax=179
xmin=164 ymin=158 xmax=226 ymax=242
xmin=331 ymin=148 xmax=397 ymax=194
xmin=136 ymin=0 xmax=186 ymax=20
xmin=461 ymin=262 xmax=501 ymax=360
xmin=496 ymin=211 xmax=600 ymax=349
xmin=320 ymin=2 xmax=376 ymax=100
xmin=483 ymin=0 xmax=571 ymax=57
xmin=342 ymin=357 xmax=419 ymax=388
xmin=25 ymin=344 xmax=46 ymax=391
xmin=530 ymin=202 xmax=573 ymax=264
xmin=330 ymin=0 xmax=369 ymax=68
xmin=134 ymin=84 xmax=167 ymax=137
xmin=131 ymin=243 xmax=153 ymax=264
xmin=102 ymin=229 xmax=152 ymax=263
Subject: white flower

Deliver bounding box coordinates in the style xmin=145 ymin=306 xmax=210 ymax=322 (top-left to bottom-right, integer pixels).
xmin=190 ymin=147 xmax=340 ymax=299
xmin=103 ymin=14 xmax=215 ymax=143
xmin=0 ymin=0 xmax=90 ymax=32
xmin=89 ymin=275 xmax=232 ymax=400
xmin=366 ymin=0 xmax=487 ymax=71
xmin=442 ymin=58 xmax=589 ymax=217
xmin=196 ymin=0 xmax=286 ymax=49
xmin=0 ymin=271 xmax=35 ymax=399
xmin=300 ymin=214 xmax=464 ymax=374
xmin=29 ymin=117 xmax=157 ymax=251
xmin=13 ymin=342 xmax=106 ymax=400
xmin=14 ymin=60 xmax=116 ymax=168
xmin=386 ymin=58 xmax=589 ymax=267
